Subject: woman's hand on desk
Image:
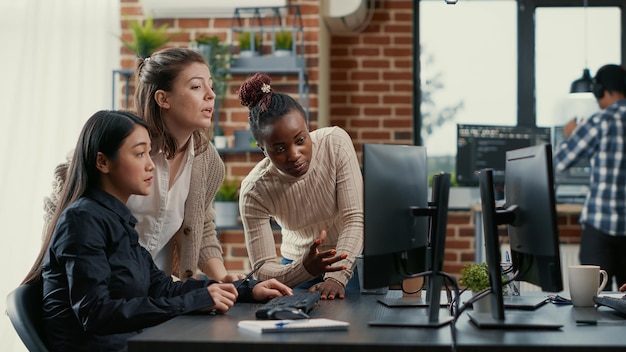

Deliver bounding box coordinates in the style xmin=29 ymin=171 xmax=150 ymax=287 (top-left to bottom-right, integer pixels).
xmin=620 ymin=283 xmax=626 ymax=292
xmin=252 ymin=278 xmax=293 ymax=301
xmin=309 ymin=278 xmax=345 ymax=300
xmin=206 ymin=283 xmax=238 ymax=313
xmin=303 ymin=229 xmax=348 ymax=277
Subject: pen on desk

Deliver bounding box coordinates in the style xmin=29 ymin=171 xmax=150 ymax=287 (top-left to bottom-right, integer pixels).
xmin=576 ymin=319 xmax=626 ymax=326
xmin=235 ymin=260 xmax=266 ymax=289
xmin=274 ymin=320 xmax=309 ymax=328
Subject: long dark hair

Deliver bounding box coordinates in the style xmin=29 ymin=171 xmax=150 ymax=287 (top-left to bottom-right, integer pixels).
xmin=134 ymin=47 xmax=210 ymax=159
xmin=237 ymin=72 xmax=307 ymax=143
xmin=22 ymin=110 xmax=148 ymax=285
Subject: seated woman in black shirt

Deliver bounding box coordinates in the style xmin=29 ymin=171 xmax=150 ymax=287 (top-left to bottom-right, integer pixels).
xmin=21 ymin=110 xmax=292 ymax=352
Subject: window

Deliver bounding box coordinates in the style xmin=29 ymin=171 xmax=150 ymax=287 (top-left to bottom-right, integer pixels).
xmin=420 ymin=0 xmax=622 ymax=178
xmin=535 ymin=6 xmax=621 ymax=127
xmin=420 ymin=0 xmax=517 ymax=174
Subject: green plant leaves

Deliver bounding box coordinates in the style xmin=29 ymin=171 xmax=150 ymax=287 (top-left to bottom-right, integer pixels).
xmin=122 ymin=17 xmax=172 ymax=58
xmin=215 ymin=178 xmax=240 ymax=202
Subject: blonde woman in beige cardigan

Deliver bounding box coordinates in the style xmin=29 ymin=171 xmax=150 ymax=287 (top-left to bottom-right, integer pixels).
xmin=43 ymin=48 xmax=244 ymax=283
xmin=238 ymin=73 xmax=364 ymax=300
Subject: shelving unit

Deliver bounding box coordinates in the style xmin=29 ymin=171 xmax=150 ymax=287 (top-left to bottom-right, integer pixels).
xmin=111 ymin=69 xmax=133 ymax=109
xmin=229 ymin=5 xmax=309 ymax=121
xmin=216 ymin=146 xmax=262 ymax=154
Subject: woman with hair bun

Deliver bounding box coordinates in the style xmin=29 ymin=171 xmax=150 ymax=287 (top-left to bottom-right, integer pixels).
xmin=237 ymin=73 xmax=364 ymax=300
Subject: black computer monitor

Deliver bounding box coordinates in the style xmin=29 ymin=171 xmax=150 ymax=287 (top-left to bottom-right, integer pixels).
xmin=456 ymin=124 xmax=552 ymax=187
xmin=361 ymin=144 xmax=453 ymax=328
xmin=362 ymin=144 xmax=429 ymax=289
xmin=469 ymin=144 xmax=563 ymax=329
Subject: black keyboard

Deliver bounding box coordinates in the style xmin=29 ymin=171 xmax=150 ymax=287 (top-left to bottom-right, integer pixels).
xmin=255 ymin=291 xmax=321 ymax=319
xmin=593 ymin=295 xmax=626 ymax=315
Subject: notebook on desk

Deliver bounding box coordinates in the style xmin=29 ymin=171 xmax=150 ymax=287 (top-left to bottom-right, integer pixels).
xmin=238 ymin=318 xmax=349 ymax=333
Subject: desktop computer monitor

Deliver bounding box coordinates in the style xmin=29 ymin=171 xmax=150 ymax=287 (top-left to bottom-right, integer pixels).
xmin=361 ymin=144 xmax=429 ymax=289
xmin=470 ymin=144 xmax=563 ymax=329
xmin=551 ymin=125 xmax=591 ymax=185
xmin=456 ymin=124 xmax=552 ymax=187
xmin=362 ymin=144 xmax=453 ymax=328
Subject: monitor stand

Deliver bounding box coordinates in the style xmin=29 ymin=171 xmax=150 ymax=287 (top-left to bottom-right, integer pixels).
xmin=377 ymin=293 xmax=450 ymax=308
xmin=502 ymin=295 xmax=549 ymax=310
xmin=369 ymin=310 xmax=453 ymax=328
xmin=467 ymin=311 xmax=562 ymax=330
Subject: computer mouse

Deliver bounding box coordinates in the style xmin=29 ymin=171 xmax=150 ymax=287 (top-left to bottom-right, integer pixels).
xmin=267 ymin=306 xmax=310 ymax=320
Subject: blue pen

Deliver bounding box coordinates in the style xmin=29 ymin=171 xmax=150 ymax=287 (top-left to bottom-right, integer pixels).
xmin=274 ymin=320 xmax=307 ymax=328
xmin=274 ymin=321 xmax=290 ymax=328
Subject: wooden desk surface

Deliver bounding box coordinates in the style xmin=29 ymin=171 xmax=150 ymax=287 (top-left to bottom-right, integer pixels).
xmin=128 ymin=290 xmax=626 ymax=352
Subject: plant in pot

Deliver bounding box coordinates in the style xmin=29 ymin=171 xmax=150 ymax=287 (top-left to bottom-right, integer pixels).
xmin=237 ymin=31 xmax=262 ymax=58
xmin=121 ymin=17 xmax=173 ymax=58
xmin=214 ymin=178 xmax=240 ymax=228
xmin=273 ymin=30 xmax=293 ymax=57
xmin=460 ymin=262 xmax=508 ymax=313
xmin=193 ymin=35 xmax=232 ymax=148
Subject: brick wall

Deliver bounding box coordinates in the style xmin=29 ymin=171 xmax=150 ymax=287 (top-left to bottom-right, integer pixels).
xmin=117 ymin=0 xmax=581 ymax=281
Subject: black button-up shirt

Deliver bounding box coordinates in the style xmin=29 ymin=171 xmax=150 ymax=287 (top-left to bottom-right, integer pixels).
xmin=42 ymin=189 xmax=255 ymax=351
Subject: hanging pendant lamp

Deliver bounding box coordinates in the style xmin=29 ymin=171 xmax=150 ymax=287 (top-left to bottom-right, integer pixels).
xmin=570 ymin=68 xmax=593 ymax=93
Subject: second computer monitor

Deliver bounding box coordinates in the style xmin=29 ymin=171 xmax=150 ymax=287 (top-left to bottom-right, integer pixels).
xmin=470 ymin=144 xmax=563 ymax=329
xmin=456 ymin=124 xmax=551 ymax=186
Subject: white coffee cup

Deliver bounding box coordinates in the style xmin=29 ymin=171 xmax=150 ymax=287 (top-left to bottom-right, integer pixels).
xmin=568 ymin=265 xmax=608 ymax=307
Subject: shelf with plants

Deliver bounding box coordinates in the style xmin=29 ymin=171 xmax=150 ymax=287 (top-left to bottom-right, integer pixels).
xmin=229 ymin=5 xmax=305 ymax=70
xmin=228 ymin=5 xmax=309 ymax=121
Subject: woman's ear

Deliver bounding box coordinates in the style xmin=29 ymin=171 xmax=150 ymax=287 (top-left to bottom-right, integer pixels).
xmin=96 ymin=152 xmax=111 ymax=174
xmin=154 ymin=90 xmax=170 ymax=109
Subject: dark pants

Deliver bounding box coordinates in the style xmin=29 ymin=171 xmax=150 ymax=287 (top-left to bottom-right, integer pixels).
xmin=579 ymin=224 xmax=626 ymax=290
xmin=281 ymin=257 xmax=360 ymax=292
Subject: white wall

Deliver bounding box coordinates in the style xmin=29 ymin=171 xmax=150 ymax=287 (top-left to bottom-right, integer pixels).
xmin=0 ymin=1 xmax=120 ymax=350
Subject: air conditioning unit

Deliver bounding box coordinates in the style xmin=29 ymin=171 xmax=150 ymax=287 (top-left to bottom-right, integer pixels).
xmin=322 ymin=0 xmax=374 ymax=34
xmin=141 ymin=0 xmax=286 ymax=19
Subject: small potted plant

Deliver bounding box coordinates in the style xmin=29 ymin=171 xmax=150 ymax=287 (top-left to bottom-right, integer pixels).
xmin=460 ymin=262 xmax=490 ymax=293
xmin=460 ymin=262 xmax=508 ymax=313
xmin=214 ymin=178 xmax=240 ymax=227
xmin=121 ymin=17 xmax=173 ymax=58
xmin=460 ymin=262 xmax=491 ymax=313
xmin=237 ymin=31 xmax=262 ymax=57
xmin=273 ymin=30 xmax=293 ymax=57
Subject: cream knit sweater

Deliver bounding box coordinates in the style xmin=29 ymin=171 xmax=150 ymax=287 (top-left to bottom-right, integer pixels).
xmin=239 ymin=126 xmax=364 ymax=287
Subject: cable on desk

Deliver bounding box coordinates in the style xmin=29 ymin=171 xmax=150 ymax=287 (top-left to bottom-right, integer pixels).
xmin=400 ymin=270 xmax=461 ymax=352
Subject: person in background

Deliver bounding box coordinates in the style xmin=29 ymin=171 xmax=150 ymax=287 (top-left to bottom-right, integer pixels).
xmin=554 ymin=64 xmax=626 ymax=290
xmin=43 ymin=48 xmax=243 ymax=282
xmin=22 ymin=110 xmax=291 ymax=352
xmin=237 ymin=73 xmax=364 ymax=300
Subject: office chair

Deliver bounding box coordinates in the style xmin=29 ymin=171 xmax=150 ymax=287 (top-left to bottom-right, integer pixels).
xmin=6 ymin=279 xmax=50 ymax=352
